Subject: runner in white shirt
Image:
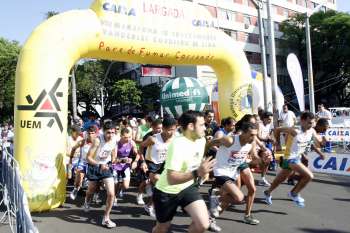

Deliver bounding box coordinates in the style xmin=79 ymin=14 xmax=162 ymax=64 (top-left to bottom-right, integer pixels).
xmin=69 ymin=125 xmax=97 ymax=200
xmin=84 ymin=121 xmax=117 ymax=228
xmin=208 ymin=122 xmax=261 ymax=225
xmin=263 ymin=112 xmax=325 ymax=208
xmin=140 ymin=117 xmax=177 ymax=218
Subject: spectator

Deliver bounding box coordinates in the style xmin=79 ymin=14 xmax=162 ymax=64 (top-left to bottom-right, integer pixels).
xmin=316 ymin=104 xmax=332 ymax=125
xmin=278 ymin=104 xmax=297 ymax=127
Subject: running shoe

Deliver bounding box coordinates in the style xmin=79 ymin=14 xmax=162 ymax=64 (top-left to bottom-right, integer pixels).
xmin=83 ymin=201 xmax=90 ymax=212
xmin=208 ymin=218 xmax=222 ymax=232
xmin=93 ymin=193 xmax=102 ymax=204
xmin=102 ymin=217 xmax=116 ymax=228
xmin=136 ymin=193 xmax=145 ymax=205
xmin=288 ymin=192 xmax=305 ymax=208
xmin=263 ymin=190 xmax=272 ymax=205
xmin=258 ymin=177 xmax=271 ymax=187
xmin=244 ymin=215 xmax=260 ymax=225
xmin=209 ymin=194 xmax=220 ymax=218
xmin=146 ymin=184 xmax=153 ymax=196
xmin=70 ymin=188 xmax=78 ymax=200
xmin=144 ymin=205 xmax=156 ymax=218
xmin=118 ymin=189 xmax=124 ymax=199
xmin=113 ymin=198 xmax=118 ymax=207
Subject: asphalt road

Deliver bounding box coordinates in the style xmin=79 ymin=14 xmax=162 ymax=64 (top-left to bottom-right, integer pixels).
xmin=1 ymin=172 xmax=350 ymax=233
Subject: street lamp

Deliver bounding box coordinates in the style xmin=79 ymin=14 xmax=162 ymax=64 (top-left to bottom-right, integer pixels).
xmin=251 ymin=0 xmax=269 ymax=111
xmin=305 ymin=1 xmax=325 ymax=113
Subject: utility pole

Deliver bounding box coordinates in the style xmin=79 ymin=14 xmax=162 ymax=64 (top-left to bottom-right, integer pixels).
xmin=305 ymin=1 xmax=325 ymax=113
xmin=266 ymin=0 xmax=279 ymax=123
xmin=71 ymin=64 xmax=78 ymax=120
xmin=251 ymin=0 xmax=269 ymax=110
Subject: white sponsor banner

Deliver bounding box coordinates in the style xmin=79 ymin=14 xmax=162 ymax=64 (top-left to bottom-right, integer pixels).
xmin=308 ymin=152 xmax=350 ymax=176
xmin=287 ymin=53 xmax=305 ymax=112
xmin=326 ymin=127 xmax=350 ymax=141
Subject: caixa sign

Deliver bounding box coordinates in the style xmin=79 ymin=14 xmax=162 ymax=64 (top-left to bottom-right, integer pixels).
xmin=308 ymin=152 xmax=350 ymax=176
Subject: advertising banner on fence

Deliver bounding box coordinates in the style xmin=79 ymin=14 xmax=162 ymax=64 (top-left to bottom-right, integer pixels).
xmin=308 ymin=152 xmax=350 ymax=176
xmin=326 ymin=127 xmax=350 ymax=141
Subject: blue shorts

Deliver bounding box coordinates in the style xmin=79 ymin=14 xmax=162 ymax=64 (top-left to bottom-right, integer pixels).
xmin=72 ymin=161 xmax=88 ymax=174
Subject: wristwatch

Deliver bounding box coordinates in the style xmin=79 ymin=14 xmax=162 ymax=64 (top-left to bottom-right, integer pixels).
xmin=192 ymin=169 xmax=199 ymax=180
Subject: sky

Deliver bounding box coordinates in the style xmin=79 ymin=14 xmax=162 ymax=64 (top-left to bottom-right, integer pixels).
xmin=1 ymin=0 xmax=350 ymax=45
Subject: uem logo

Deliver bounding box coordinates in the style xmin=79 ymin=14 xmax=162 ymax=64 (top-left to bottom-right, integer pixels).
xmin=17 ymin=78 xmax=64 ymax=133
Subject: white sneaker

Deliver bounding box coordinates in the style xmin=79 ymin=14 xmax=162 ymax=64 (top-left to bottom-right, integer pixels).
xmin=209 ymin=218 xmax=222 ymax=232
xmin=70 ymin=188 xmax=78 ymax=200
xmin=288 ymin=192 xmax=305 ymax=207
xmin=113 ymin=198 xmax=118 ymax=207
xmin=144 ymin=205 xmax=156 ymax=218
xmin=102 ymin=217 xmax=116 ymax=228
xmin=118 ymin=190 xmax=124 ymax=199
xmin=136 ymin=193 xmax=145 ymax=205
xmin=258 ymin=177 xmax=271 ymax=187
xmin=93 ymin=193 xmax=102 ymax=204
xmin=146 ymin=184 xmax=153 ymax=196
xmin=209 ymin=194 xmax=220 ymax=218
xmin=83 ymin=201 xmax=90 ymax=212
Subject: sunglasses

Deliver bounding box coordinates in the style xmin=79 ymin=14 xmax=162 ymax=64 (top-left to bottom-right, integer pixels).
xmin=105 ymin=131 xmax=115 ymax=134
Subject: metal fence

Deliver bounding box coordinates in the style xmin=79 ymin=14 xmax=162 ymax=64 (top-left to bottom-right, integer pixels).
xmin=0 ymin=145 xmax=39 ymax=233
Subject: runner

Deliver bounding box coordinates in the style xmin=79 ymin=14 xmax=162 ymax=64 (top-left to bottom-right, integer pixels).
xmin=113 ymin=127 xmax=139 ymax=206
xmin=69 ymin=125 xmax=97 ymax=200
xmin=66 ymin=125 xmax=83 ymax=178
xmin=152 ymin=110 xmax=216 ymax=233
xmin=84 ymin=121 xmax=117 ymax=228
xmin=136 ymin=118 xmax=163 ymax=205
xmin=140 ymin=117 xmax=177 ymax=217
xmin=208 ymin=122 xmax=261 ymax=225
xmin=258 ymin=111 xmax=276 ymax=174
xmin=263 ymin=112 xmax=325 ymax=208
xmin=286 ymin=118 xmax=330 ymax=185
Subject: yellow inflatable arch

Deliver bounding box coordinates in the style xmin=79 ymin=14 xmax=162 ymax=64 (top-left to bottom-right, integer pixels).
xmin=15 ymin=0 xmax=252 ymax=211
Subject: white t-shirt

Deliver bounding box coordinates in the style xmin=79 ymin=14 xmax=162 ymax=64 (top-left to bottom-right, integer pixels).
xmin=259 ymin=123 xmax=274 ymax=139
xmin=279 ymin=110 xmax=296 ymax=127
xmin=316 ymin=110 xmax=332 ymax=125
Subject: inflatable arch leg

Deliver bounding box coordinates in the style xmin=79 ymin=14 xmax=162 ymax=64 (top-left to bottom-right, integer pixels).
xmin=15 ymin=0 xmax=252 ymax=211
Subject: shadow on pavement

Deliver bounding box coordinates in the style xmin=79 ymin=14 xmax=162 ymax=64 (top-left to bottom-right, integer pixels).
xmin=333 ymin=198 xmax=350 ymax=203
xmin=299 ymin=228 xmax=350 ymax=233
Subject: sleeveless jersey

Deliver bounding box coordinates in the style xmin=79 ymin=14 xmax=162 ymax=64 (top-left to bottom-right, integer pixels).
xmin=214 ymin=135 xmax=252 ymax=179
xmin=145 ymin=133 xmax=171 ymax=164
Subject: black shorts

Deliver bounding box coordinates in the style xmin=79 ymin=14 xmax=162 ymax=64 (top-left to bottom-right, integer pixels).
xmin=86 ymin=164 xmax=113 ymax=181
xmin=146 ymin=160 xmax=165 ymax=175
xmin=215 ymin=176 xmax=236 ymax=186
xmin=153 ymin=185 xmax=203 ymax=223
xmin=136 ymin=161 xmax=148 ymax=182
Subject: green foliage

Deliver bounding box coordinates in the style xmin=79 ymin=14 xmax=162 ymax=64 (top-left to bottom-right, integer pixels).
xmin=280 ymin=10 xmax=350 ymax=106
xmin=0 ymin=37 xmax=21 ymax=122
xmin=111 ymin=79 xmax=142 ymax=107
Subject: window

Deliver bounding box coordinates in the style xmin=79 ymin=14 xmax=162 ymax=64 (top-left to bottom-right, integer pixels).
xmin=243 ymin=14 xmax=251 ymax=25
xmin=274 ymin=22 xmax=280 ymax=32
xmin=217 ymin=8 xmax=235 ymax=22
xmin=237 ymin=31 xmax=248 ymax=42
xmin=246 ymin=52 xmax=261 ymax=64
xmin=248 ymin=33 xmax=259 ymax=44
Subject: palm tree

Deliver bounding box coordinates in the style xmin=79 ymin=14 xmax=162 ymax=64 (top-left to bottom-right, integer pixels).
xmin=45 ymin=11 xmax=59 ymax=19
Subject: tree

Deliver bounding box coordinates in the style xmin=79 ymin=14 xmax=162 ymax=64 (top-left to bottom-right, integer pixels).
xmin=111 ymin=79 xmax=142 ymax=109
xmin=141 ymin=83 xmax=161 ymax=112
xmin=280 ymin=10 xmax=350 ymax=106
xmin=45 ymin=11 xmax=59 ymax=19
xmin=0 ymin=38 xmax=21 ymax=122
